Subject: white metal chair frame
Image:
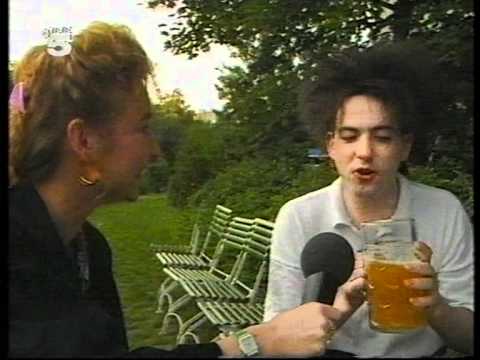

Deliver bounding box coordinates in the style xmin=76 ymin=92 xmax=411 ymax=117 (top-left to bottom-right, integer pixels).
xmin=158 ymin=217 xmax=255 ymax=338
xmin=176 ymin=218 xmax=274 ymax=344
xmin=154 ymin=205 xmax=233 ymax=314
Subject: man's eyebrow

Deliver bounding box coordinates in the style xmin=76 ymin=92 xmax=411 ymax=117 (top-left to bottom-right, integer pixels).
xmin=371 ymin=125 xmax=398 ymax=132
xmin=337 ymin=126 xmax=359 ymax=132
xmin=336 ymin=125 xmax=398 ymax=132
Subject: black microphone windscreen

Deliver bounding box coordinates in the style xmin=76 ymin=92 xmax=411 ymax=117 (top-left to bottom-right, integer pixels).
xmin=301 ymin=232 xmax=355 ymax=286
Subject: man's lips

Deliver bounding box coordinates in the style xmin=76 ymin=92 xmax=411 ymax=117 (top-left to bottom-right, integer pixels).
xmin=353 ymin=168 xmax=377 ymax=180
xmin=354 ymin=168 xmax=376 ymax=175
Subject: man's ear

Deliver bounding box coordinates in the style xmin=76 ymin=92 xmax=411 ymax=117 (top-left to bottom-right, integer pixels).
xmin=66 ymin=118 xmax=101 ymax=161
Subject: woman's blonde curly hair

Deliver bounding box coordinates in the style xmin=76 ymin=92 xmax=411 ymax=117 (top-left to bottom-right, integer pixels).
xmin=9 ymin=21 xmax=153 ymax=186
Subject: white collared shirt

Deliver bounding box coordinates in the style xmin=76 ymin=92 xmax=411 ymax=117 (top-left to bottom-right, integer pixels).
xmin=263 ymin=175 xmax=474 ymax=357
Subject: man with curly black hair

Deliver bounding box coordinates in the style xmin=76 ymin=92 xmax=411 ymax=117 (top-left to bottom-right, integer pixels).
xmin=264 ymin=42 xmax=473 ymax=357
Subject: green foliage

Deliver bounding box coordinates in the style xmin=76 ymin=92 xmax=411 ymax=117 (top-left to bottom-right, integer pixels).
xmin=146 ymin=0 xmax=473 ymax=174
xmin=409 ymin=163 xmax=474 ymax=218
xmin=167 ymin=122 xmax=226 ymax=206
xmin=139 ymin=90 xmax=196 ymax=195
xmin=206 ymin=120 xmax=253 ymax=162
xmin=188 ymin=158 xmax=473 ymax=226
xmin=145 ymin=1 xmax=473 ymax=222
xmin=269 ymin=164 xmax=338 ymax=215
xmin=216 ymin=65 xmax=309 ymax=155
xmin=148 ymin=1 xmax=473 ymax=66
xmin=150 ymin=90 xmax=195 ymax=166
xmin=139 ymin=159 xmax=170 ymax=194
xmin=188 ymin=158 xmax=336 ymax=221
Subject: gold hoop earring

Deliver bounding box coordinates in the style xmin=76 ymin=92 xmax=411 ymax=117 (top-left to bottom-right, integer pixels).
xmin=79 ymin=176 xmax=98 ymax=186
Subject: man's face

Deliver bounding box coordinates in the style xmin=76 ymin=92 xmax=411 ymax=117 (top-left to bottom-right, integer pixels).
xmin=327 ymin=95 xmax=412 ymax=199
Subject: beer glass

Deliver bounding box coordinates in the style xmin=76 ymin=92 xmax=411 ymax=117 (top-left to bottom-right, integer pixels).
xmin=361 ymin=219 xmax=428 ymax=333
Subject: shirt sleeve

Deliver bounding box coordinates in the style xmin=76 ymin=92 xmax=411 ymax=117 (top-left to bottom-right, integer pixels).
xmin=263 ymin=201 xmax=306 ymax=322
xmin=436 ymin=201 xmax=474 ymax=312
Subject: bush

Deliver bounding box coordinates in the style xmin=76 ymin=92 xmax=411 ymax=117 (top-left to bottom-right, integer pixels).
xmin=167 ymin=123 xmax=226 ymax=207
xmin=409 ymin=163 xmax=473 ymax=218
xmin=269 ymin=163 xmax=338 ymax=214
xmin=139 ymin=159 xmax=170 ymax=194
xmin=188 ymin=157 xmax=296 ymax=220
xmin=187 ymin=158 xmax=337 ymax=223
xmin=188 ymin=159 xmax=473 ymax=229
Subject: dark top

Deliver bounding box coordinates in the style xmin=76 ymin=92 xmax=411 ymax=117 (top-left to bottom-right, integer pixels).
xmin=9 ymin=182 xmax=222 ymax=358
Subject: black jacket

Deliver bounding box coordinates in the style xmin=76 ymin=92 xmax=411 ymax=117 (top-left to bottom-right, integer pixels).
xmin=9 ymin=183 xmax=221 ymax=358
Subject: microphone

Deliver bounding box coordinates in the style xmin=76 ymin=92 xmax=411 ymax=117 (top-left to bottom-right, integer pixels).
xmin=301 ymin=232 xmax=355 ymax=304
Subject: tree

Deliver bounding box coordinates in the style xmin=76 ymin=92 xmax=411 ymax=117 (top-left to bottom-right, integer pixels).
xmin=151 ymin=89 xmax=195 ymax=165
xmin=146 ymin=0 xmax=473 ymax=171
xmin=167 ymin=122 xmax=227 ymax=206
xmin=215 ymin=65 xmax=310 ymax=157
xmin=146 ymin=1 xmax=472 ymax=69
xmin=140 ymin=89 xmax=196 ymax=193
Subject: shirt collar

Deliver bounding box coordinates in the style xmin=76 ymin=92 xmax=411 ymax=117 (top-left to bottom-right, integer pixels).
xmin=329 ymin=174 xmax=412 ymax=229
xmin=329 ymin=178 xmax=354 ymax=228
xmin=390 ymin=174 xmax=411 ymax=220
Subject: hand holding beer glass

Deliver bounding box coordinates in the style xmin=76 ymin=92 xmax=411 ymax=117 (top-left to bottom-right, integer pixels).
xmin=361 ymin=219 xmax=433 ymax=333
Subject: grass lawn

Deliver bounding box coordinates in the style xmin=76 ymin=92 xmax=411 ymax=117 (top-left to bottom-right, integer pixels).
xmin=89 ymin=193 xmax=201 ymax=350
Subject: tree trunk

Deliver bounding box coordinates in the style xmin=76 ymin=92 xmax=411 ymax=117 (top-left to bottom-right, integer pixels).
xmin=390 ymin=0 xmax=416 ymax=40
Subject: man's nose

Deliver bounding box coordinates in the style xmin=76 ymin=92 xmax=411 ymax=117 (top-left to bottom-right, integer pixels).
xmin=356 ymin=135 xmax=373 ymax=160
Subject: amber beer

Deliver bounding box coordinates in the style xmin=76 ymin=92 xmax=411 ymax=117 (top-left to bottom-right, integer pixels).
xmin=366 ymin=259 xmax=429 ymax=332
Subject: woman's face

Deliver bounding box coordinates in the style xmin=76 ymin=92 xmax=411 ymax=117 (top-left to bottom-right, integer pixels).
xmin=97 ymin=84 xmax=160 ymax=203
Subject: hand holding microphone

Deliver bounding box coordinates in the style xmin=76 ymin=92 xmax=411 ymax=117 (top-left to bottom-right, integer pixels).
xmin=249 ymin=302 xmax=343 ymax=357
xmin=301 ymin=232 xmax=363 ymax=338
xmin=218 ymin=232 xmax=357 ymax=358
